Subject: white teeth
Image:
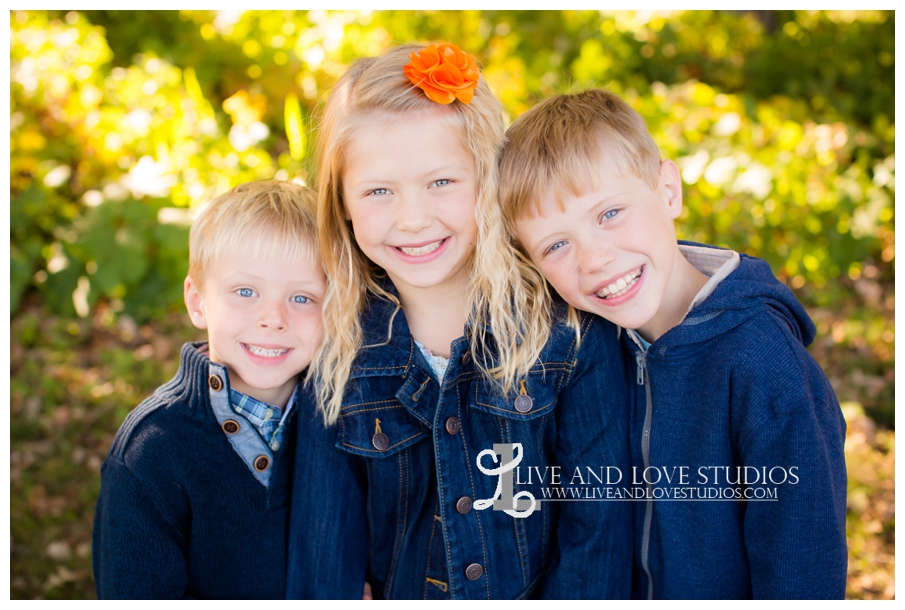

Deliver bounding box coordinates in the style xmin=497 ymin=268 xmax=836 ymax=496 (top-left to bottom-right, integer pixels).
xmin=245 ymin=344 xmax=289 ymax=358
xmin=595 ymin=269 xmax=642 ymax=299
xmin=398 ymin=240 xmax=443 ymax=256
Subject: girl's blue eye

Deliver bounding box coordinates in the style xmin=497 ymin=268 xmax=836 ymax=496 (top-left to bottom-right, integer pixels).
xmin=292 ymin=295 xmax=310 ymax=304
xmin=237 ymin=288 xmax=255 ymax=298
xmin=432 ymin=179 xmax=451 ymax=187
xmin=369 ymin=188 xmax=389 ymax=196
xmin=601 ymin=209 xmax=619 ymax=222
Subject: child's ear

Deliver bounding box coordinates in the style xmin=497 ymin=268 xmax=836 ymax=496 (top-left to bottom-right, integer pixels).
xmin=184 ymin=276 xmax=208 ymax=330
xmin=658 ymin=160 xmax=683 ymax=220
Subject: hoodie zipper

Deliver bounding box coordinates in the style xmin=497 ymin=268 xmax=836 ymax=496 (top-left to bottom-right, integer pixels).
xmin=634 ymin=344 xmax=655 ymax=600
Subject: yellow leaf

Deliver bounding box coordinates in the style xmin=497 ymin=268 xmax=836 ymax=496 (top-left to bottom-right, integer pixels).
xmin=223 ymin=90 xmax=267 ymax=127
xmin=284 ymin=93 xmax=305 ymax=161
xmin=19 ymin=131 xmax=47 ymax=151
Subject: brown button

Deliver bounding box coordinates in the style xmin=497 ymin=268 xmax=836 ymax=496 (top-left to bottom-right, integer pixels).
xmin=465 ymin=563 xmax=483 ymax=581
xmin=445 ymin=417 xmax=460 ymax=435
xmin=514 ymin=394 xmax=533 ymax=413
xmin=460 ymin=350 xmax=470 ymax=367
xmin=254 ymin=455 xmax=270 ymax=471
xmin=208 ymin=374 xmax=223 ymax=391
xmin=372 ymin=432 xmax=389 ymax=451
xmin=456 ymin=496 xmax=473 ymax=514
xmin=221 ymin=419 xmax=240 ymax=435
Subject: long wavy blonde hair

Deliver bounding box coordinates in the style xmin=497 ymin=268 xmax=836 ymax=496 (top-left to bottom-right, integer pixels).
xmin=311 ymin=44 xmax=552 ymax=425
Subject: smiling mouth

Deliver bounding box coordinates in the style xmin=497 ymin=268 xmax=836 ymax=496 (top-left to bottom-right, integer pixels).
xmin=244 ymin=344 xmax=290 ymax=358
xmin=396 ymin=239 xmax=446 ymax=257
xmin=595 ymin=267 xmax=643 ymax=299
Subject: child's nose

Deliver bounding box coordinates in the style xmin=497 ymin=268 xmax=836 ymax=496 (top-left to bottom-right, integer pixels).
xmin=395 ymin=192 xmax=432 ymax=232
xmin=259 ymin=301 xmax=288 ymax=331
xmin=578 ymin=240 xmax=616 ymax=274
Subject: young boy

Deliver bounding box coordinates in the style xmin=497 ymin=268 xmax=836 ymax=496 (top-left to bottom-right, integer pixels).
xmin=498 ymin=89 xmax=848 ymax=599
xmin=92 ymin=181 xmax=325 ymax=599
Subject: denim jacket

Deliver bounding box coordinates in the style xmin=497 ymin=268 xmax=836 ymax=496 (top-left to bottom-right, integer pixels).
xmin=288 ymin=291 xmax=633 ymax=599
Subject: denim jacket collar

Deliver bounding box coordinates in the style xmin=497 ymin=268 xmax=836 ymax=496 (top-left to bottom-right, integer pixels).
xmin=356 ymin=292 xmax=416 ymax=379
xmin=352 ymin=285 xmax=476 ymax=430
xmin=357 ymin=271 xmax=501 ymax=355
xmin=355 ymin=277 xmax=478 ymax=380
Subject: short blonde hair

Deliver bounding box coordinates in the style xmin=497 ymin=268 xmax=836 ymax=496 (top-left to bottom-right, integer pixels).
xmin=499 ymin=89 xmax=661 ymax=224
xmin=188 ymin=180 xmax=319 ymax=287
xmin=312 ymin=44 xmax=552 ymax=424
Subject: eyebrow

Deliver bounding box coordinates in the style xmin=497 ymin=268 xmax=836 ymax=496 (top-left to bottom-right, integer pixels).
xmin=518 ymin=226 xmax=560 ymax=256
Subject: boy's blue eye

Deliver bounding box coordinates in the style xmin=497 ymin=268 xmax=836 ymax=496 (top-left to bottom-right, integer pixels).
xmin=237 ymin=288 xmax=255 ymax=298
xmin=601 ymin=209 xmax=619 ymax=222
xmin=292 ymin=295 xmax=310 ymax=304
xmin=546 ymin=241 xmax=567 ymax=255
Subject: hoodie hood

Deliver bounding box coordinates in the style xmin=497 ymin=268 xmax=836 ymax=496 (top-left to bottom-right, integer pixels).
xmin=652 ymin=244 xmax=816 ymax=349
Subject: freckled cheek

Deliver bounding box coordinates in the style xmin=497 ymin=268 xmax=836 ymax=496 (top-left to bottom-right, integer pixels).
xmin=302 ymin=309 xmax=324 ymax=328
xmin=350 ymin=211 xmax=389 ymax=246
xmin=609 ymin=230 xmax=639 ymax=255
xmin=292 ymin=308 xmax=320 ymax=322
xmin=542 ymin=264 xmax=570 ymax=296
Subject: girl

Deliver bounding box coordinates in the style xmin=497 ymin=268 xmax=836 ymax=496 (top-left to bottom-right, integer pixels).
xmin=288 ymin=43 xmax=632 ymax=599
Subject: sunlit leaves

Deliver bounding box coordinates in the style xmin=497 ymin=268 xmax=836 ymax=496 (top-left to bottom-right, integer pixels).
xmin=10 ymin=9 xmax=894 ymax=321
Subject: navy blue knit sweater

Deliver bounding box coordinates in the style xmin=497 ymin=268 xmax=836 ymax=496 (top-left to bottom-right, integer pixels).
xmin=626 ymin=249 xmax=847 ymax=599
xmin=92 ymin=343 xmax=296 ymax=599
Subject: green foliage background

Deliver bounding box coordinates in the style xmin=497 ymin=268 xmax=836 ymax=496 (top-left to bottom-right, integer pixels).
xmin=10 ymin=10 xmax=894 ymax=599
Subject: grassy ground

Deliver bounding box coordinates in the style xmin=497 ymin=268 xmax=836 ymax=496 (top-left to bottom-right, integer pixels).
xmin=9 ymin=284 xmax=894 ymax=599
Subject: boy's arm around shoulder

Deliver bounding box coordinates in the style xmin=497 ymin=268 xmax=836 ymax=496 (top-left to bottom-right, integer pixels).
xmin=285 ymin=385 xmax=368 ymax=599
xmin=540 ymin=314 xmax=633 ymax=599
xmin=93 ymin=397 xmax=192 ymax=599
xmin=732 ymin=311 xmax=848 ymax=599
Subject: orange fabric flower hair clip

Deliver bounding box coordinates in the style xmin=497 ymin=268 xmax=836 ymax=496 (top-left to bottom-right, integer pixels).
xmin=404 ymin=42 xmax=480 ymax=105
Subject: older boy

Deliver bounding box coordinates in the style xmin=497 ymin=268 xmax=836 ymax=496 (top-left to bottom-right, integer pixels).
xmin=499 ymin=89 xmax=847 ymax=599
xmin=92 ymin=181 xmax=325 ymax=598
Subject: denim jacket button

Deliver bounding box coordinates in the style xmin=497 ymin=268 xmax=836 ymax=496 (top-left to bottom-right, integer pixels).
xmin=372 ymin=432 xmax=390 ymax=451
xmin=445 ymin=417 xmax=460 ymax=435
xmin=221 ymin=419 xmax=240 ymax=435
xmin=514 ymin=394 xmax=533 ymax=413
xmin=456 ymin=496 xmax=473 ymax=514
xmin=465 ymin=563 xmax=483 ymax=580
xmin=460 ymin=350 xmax=470 ymax=367
xmin=254 ymin=455 xmax=270 ymax=471
xmin=208 ymin=374 xmax=223 ymax=391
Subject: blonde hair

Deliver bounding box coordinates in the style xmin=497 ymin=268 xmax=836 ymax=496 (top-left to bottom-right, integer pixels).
xmin=188 ymin=180 xmax=319 ymax=288
xmin=312 ymin=43 xmax=551 ymax=424
xmin=499 ymin=88 xmax=662 ymax=224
